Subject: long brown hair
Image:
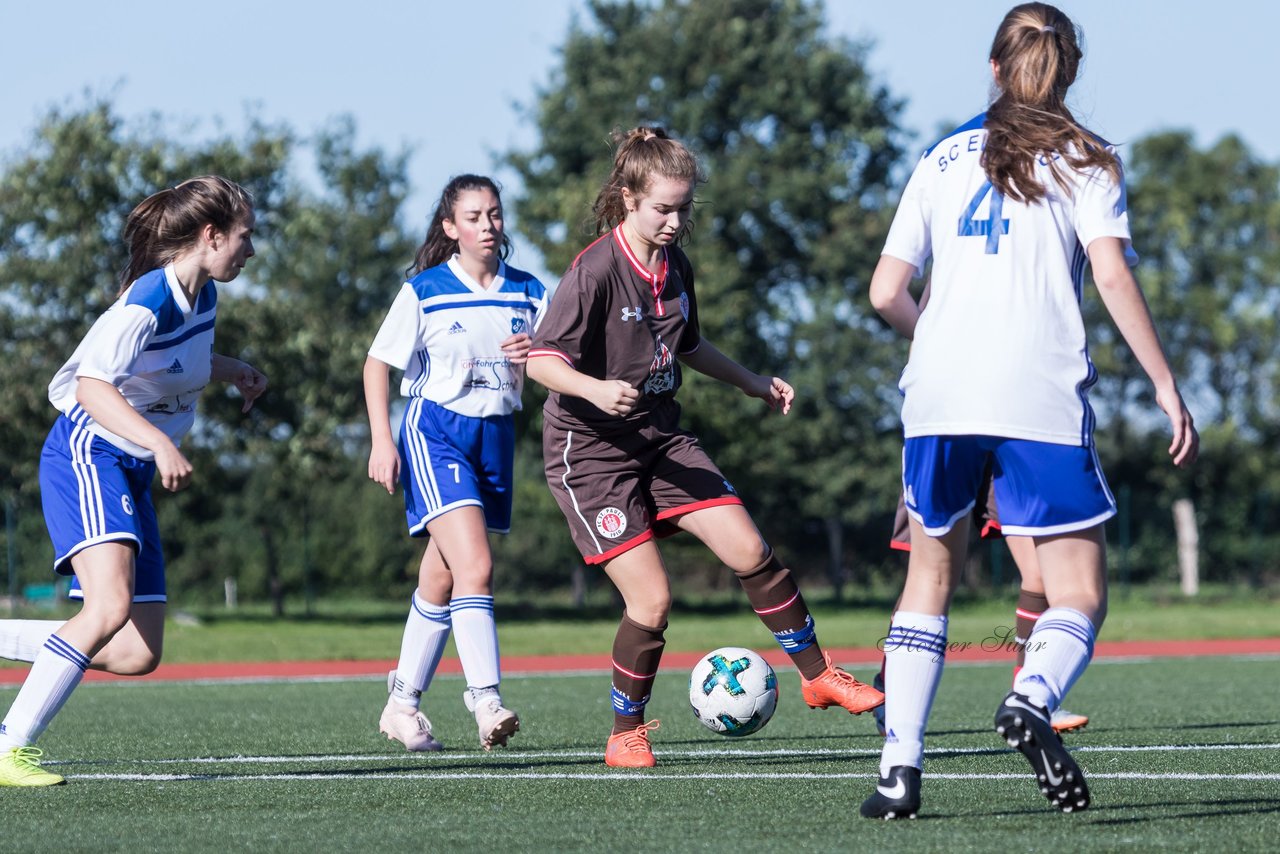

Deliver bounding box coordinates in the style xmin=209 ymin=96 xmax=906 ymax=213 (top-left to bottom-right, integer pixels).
xmin=983 ymin=3 xmax=1120 ymax=203
xmin=591 ymin=126 xmax=704 ymax=238
xmin=408 ymin=174 xmax=512 ymax=277
xmin=120 ymin=176 xmax=253 ymax=294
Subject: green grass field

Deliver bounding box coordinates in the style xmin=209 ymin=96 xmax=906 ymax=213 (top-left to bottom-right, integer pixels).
xmin=4 ymin=654 xmax=1278 ymax=851
xmin=2 ymin=585 xmax=1271 ymax=667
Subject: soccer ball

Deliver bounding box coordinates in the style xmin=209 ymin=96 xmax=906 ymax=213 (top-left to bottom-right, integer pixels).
xmin=688 ymin=647 xmax=778 ymax=737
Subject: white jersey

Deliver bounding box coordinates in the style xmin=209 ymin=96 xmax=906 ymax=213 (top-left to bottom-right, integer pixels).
xmin=368 ymin=257 xmax=549 ymax=419
xmin=885 ymin=113 xmax=1138 ymax=446
xmin=48 ymin=264 xmax=216 ymax=459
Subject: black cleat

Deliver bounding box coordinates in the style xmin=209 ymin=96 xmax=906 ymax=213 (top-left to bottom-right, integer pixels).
xmin=995 ymin=691 xmax=1090 ymax=813
xmin=859 ymin=765 xmax=921 ymax=820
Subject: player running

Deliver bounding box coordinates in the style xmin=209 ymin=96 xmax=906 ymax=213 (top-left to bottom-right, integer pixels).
xmin=859 ymin=2 xmax=1197 ymax=819
xmin=527 ymin=126 xmax=883 ymax=769
xmin=0 ymin=177 xmax=265 ymax=787
xmin=364 ymin=175 xmax=547 ymax=752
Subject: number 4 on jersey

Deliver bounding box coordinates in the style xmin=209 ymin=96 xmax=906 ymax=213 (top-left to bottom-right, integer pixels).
xmin=958 ymin=181 xmax=1009 ymax=254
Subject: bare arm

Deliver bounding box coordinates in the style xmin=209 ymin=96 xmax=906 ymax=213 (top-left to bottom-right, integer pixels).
xmin=211 ymin=353 xmax=267 ymax=413
xmin=362 ymin=355 xmax=400 ymax=494
xmin=75 ymin=378 xmax=192 ymax=492
xmin=679 ymin=340 xmax=793 ymax=414
xmin=868 ymin=255 xmax=921 ymax=340
xmin=1089 ymin=237 xmax=1198 ymax=467
xmin=525 ymin=355 xmax=640 ymax=417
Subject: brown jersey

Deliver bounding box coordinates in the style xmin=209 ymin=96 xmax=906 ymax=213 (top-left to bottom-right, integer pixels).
xmin=529 ymin=226 xmax=701 ymax=432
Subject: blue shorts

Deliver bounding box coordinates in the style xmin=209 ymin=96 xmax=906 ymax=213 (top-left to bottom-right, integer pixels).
xmin=902 ymin=435 xmax=1115 ymax=538
xmin=400 ymin=399 xmax=514 ymax=536
xmin=39 ymin=415 xmax=167 ymax=603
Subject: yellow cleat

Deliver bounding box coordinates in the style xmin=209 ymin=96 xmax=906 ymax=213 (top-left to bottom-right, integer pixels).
xmin=0 ymin=746 xmax=65 ymax=787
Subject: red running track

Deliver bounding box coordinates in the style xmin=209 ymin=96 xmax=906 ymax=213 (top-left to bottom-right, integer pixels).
xmin=2 ymin=637 xmax=1278 ymax=684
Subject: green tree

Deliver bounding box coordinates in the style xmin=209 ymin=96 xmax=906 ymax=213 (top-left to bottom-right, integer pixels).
xmin=505 ymin=0 xmax=909 ymax=596
xmin=0 ymin=103 xmax=420 ymax=609
xmin=1090 ymin=132 xmax=1280 ymax=585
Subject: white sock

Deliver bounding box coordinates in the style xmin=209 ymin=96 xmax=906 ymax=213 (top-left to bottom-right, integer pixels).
xmin=1013 ymin=607 xmax=1095 ymax=712
xmin=0 ymin=619 xmax=63 ymax=663
xmin=879 ymin=611 xmax=948 ymax=776
xmin=0 ymin=635 xmax=90 ymax=749
xmin=391 ymin=592 xmax=451 ymax=709
xmin=451 ymin=595 xmax=499 ymax=691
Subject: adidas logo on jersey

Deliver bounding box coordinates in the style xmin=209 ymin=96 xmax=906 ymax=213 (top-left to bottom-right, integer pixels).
xmin=448 ymin=321 xmax=466 ymax=335
xmin=166 ymin=359 xmax=184 ymax=374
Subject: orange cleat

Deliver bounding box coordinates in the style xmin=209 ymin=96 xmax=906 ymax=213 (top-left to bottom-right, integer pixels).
xmin=1051 ymin=708 xmax=1089 ymax=734
xmin=604 ymin=720 xmax=660 ymax=768
xmin=801 ymin=652 xmax=885 ymax=715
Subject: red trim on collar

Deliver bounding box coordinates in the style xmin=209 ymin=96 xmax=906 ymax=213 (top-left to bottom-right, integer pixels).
xmin=612 ymin=226 xmax=668 ymax=316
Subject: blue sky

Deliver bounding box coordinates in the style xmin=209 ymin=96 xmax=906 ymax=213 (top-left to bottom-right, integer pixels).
xmin=3 ymin=0 xmax=1274 ymax=283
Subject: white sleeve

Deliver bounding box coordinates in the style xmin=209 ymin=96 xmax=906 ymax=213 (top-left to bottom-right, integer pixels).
xmin=74 ymin=304 xmax=158 ymax=385
xmin=531 ymin=279 xmax=553 ymax=333
xmin=882 ymin=156 xmax=933 ymax=275
xmin=367 ymin=282 xmax=422 ymax=371
xmin=1074 ymin=156 xmax=1139 ymax=267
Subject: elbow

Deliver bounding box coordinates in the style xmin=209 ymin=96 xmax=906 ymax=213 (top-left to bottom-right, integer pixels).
xmin=868 ymin=285 xmax=896 ymax=316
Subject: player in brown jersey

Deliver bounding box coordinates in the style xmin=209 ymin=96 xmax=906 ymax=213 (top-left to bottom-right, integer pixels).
xmin=527 ymin=127 xmax=883 ymax=768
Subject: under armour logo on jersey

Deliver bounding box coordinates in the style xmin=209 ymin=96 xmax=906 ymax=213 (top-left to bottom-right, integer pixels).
xmin=621 ymin=306 xmax=643 ymax=322
xmin=166 ymin=359 xmax=184 ymax=374
xmin=448 ymin=321 xmax=466 ymax=335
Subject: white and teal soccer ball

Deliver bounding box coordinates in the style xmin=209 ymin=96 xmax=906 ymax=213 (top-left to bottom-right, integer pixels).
xmin=689 ymin=647 xmax=778 ymax=737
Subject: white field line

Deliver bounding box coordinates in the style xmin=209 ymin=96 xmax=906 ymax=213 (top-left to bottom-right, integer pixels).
xmin=47 ymin=741 xmax=1280 ymax=768
xmin=33 ymin=651 xmax=1279 ymax=689
xmin=64 ymin=770 xmax=1280 ymax=783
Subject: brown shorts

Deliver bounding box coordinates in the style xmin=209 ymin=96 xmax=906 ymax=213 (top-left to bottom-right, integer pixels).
xmin=889 ymin=468 xmax=1002 ymax=551
xmin=542 ymin=411 xmax=742 ymax=565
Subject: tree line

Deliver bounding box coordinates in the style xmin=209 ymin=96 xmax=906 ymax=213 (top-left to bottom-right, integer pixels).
xmin=2 ymin=0 xmax=1276 ymax=612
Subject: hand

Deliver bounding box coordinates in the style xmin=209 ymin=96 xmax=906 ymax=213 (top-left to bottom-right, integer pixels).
xmin=153 ymin=441 xmax=193 ymax=492
xmin=748 ymin=375 xmax=794 ymax=415
xmin=501 ymin=333 xmax=533 ymax=366
xmin=589 ymin=379 xmax=640 ymax=417
xmin=232 ymin=363 xmax=268 ymax=413
xmin=1157 ymin=385 xmax=1198 ymax=467
xmin=368 ymin=440 xmax=401 ymax=494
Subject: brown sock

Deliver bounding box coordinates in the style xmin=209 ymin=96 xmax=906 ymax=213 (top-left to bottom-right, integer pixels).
xmin=1014 ymin=589 xmax=1049 ymax=673
xmin=610 ymin=614 xmax=667 ymax=735
xmin=735 ymin=549 xmax=825 ymax=679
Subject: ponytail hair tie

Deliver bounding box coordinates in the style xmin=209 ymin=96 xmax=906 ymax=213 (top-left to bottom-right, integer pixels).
xmin=1040 ymin=25 xmax=1055 ymax=33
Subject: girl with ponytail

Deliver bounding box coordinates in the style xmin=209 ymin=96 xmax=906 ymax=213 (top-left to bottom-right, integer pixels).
xmin=527 ymin=127 xmax=884 ymax=768
xmin=861 ymin=3 xmax=1197 ymax=819
xmin=0 ymin=176 xmax=266 ymax=786
xmin=364 ymin=175 xmax=546 ymax=753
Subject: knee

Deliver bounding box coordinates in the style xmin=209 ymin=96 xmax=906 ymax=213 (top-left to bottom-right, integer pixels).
xmin=625 ymin=591 xmax=672 ymax=628
xmin=108 ymin=650 xmax=162 ymax=676
xmin=450 ymin=560 xmax=494 ymax=596
xmin=726 ymin=538 xmax=773 ymax=576
xmin=80 ymin=600 xmax=134 ymax=640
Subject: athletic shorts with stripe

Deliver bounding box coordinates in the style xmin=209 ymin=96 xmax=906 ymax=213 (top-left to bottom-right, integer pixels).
xmin=400 ymin=397 xmax=515 ymax=536
xmin=542 ymin=408 xmax=743 ymax=565
xmin=890 ymin=461 xmax=1002 ymax=550
xmin=38 ymin=414 xmax=167 ymax=603
xmin=902 ymin=435 xmax=1116 ymax=538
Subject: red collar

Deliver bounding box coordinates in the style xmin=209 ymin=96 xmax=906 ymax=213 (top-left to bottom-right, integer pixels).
xmin=612 ymin=226 xmax=668 ymax=316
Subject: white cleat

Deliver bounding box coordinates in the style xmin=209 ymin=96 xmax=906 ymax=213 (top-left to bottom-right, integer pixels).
xmin=379 ymin=700 xmax=443 ymax=752
xmin=463 ymin=690 xmax=520 ymax=751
